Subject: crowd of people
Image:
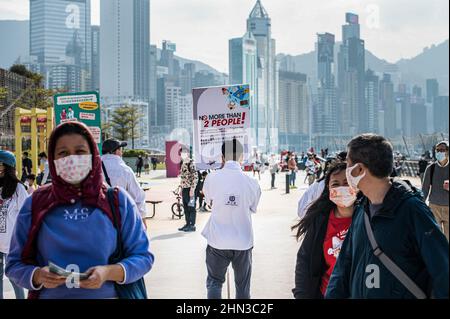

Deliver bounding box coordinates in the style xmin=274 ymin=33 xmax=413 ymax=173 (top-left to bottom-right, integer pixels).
xmin=0 ymin=121 xmax=448 ymax=299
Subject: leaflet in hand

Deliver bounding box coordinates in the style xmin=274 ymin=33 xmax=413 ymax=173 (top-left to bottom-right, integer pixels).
xmin=48 ymin=261 xmax=89 ymax=280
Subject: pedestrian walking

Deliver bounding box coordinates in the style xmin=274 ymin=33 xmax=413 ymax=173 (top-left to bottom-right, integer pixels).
xmin=422 ymin=141 xmax=449 ymax=240
xmin=144 ymin=155 xmax=150 ymax=175
xmin=196 ymin=171 xmax=209 ymax=212
xmin=292 ymin=162 xmax=356 ymax=299
xmin=135 ymin=155 xmax=144 ymax=178
xmin=326 ymin=134 xmax=449 ymax=299
xmin=202 ymin=139 xmax=261 ymax=299
xmin=0 ymin=150 xmax=27 ymax=299
xmin=25 ymin=174 xmax=37 ymax=195
xmin=269 ymin=154 xmax=279 ymax=189
xmin=178 ymin=149 xmax=198 ymax=232
xmin=37 ymin=152 xmax=51 ymax=186
xmin=21 ymin=152 xmax=32 ymax=182
xmin=6 ymin=122 xmax=154 ymax=299
xmin=288 ymin=154 xmax=298 ymax=188
xmin=101 ymin=139 xmax=148 ymax=219
xmin=151 ymin=157 xmax=158 ymax=170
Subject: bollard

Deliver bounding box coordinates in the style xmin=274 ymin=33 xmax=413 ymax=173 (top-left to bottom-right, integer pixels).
xmin=286 ymin=171 xmax=290 ymax=194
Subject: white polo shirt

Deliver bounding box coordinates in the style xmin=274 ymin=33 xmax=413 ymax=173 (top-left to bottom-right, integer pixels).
xmin=202 ymin=161 xmax=261 ymax=251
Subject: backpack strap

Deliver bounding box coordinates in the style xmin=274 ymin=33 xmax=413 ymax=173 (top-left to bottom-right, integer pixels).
xmin=107 ymin=187 xmax=124 ymax=261
xmin=429 ymin=163 xmax=436 ymax=186
xmin=102 ymin=161 xmax=112 ymax=187
xmin=363 ymin=212 xmax=427 ymax=299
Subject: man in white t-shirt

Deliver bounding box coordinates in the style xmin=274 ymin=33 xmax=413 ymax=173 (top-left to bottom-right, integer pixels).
xmin=202 ymin=139 xmax=261 ymax=299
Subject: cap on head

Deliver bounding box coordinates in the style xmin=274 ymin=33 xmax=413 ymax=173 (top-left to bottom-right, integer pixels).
xmin=0 ymin=150 xmax=16 ymax=168
xmin=436 ymin=140 xmax=449 ymax=150
xmin=102 ymin=138 xmax=128 ymax=154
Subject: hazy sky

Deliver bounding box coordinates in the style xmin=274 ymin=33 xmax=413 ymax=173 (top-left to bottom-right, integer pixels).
xmin=0 ymin=0 xmax=448 ymax=73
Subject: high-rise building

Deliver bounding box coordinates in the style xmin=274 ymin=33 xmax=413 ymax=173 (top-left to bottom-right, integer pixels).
xmin=380 ymin=74 xmax=395 ymax=137
xmin=100 ymin=0 xmax=150 ymax=102
xmin=246 ymin=0 xmax=279 ymax=153
xmin=160 ymin=40 xmax=180 ymax=79
xmin=278 ymin=71 xmax=309 ymax=152
xmin=316 ymin=33 xmax=337 ymax=136
xmin=149 ymin=44 xmax=158 ymax=127
xmin=365 ymin=69 xmax=379 ymax=133
xmin=174 ymin=94 xmax=193 ymax=135
xmin=433 ymin=96 xmax=449 ymax=133
xmin=91 ymin=25 xmax=100 ymax=91
xmin=180 ymin=63 xmax=196 ymax=95
xmin=30 ymin=0 xmax=92 ymax=90
xmin=229 ymin=32 xmax=258 ymax=145
xmin=426 ymin=79 xmax=439 ymax=104
xmin=337 ymin=13 xmax=365 ymax=135
xmin=165 ymin=85 xmax=182 ymax=130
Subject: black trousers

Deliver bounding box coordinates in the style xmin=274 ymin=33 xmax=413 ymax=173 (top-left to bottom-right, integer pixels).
xmin=182 ymin=187 xmax=197 ymax=226
xmin=271 ymin=173 xmax=276 ymax=188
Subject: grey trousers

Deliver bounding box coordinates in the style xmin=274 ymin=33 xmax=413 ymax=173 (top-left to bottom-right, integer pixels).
xmin=206 ymin=245 xmax=252 ymax=299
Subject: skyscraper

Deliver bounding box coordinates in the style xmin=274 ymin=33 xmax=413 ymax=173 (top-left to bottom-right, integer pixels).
xmin=338 ymin=13 xmax=365 ymax=135
xmin=91 ymin=25 xmax=100 ymax=91
xmin=278 ymin=71 xmax=309 ymax=152
xmin=100 ymin=0 xmax=150 ymax=102
xmin=364 ymin=69 xmax=379 ymax=133
xmin=433 ymin=96 xmax=449 ymax=133
xmin=229 ymin=32 xmax=258 ymax=145
xmin=30 ymin=0 xmax=91 ymax=90
xmin=316 ymin=33 xmax=337 ymax=136
xmin=380 ymin=74 xmax=395 ymax=137
xmin=246 ymin=0 xmax=279 ymax=153
xmin=426 ymin=79 xmax=439 ymax=104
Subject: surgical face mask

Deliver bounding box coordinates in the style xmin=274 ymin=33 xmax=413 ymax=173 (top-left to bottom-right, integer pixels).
xmin=436 ymin=152 xmax=447 ymax=162
xmin=346 ymin=163 xmax=366 ymax=192
xmin=54 ymin=155 xmax=92 ymax=185
xmin=329 ymin=186 xmax=357 ymax=208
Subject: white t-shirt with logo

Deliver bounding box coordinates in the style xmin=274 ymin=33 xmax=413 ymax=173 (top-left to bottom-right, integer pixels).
xmin=202 ymin=161 xmax=261 ymax=251
xmin=0 ymin=183 xmax=29 ymax=254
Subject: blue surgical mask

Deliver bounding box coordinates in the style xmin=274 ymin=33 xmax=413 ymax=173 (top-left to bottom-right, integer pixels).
xmin=436 ymin=152 xmax=447 ymax=162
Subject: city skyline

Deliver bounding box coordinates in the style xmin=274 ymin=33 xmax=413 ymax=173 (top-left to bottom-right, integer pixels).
xmin=0 ymin=0 xmax=448 ymax=73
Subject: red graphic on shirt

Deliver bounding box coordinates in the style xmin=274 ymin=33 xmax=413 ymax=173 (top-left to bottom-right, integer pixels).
xmin=320 ymin=209 xmax=352 ymax=296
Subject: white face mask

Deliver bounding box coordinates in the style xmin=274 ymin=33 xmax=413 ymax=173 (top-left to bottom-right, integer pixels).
xmin=329 ymin=186 xmax=357 ymax=208
xmin=54 ymin=155 xmax=92 ymax=185
xmin=345 ymin=163 xmax=366 ymax=192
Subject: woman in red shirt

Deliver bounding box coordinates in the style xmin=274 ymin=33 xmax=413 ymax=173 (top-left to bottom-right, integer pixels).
xmin=292 ymin=162 xmax=357 ymax=298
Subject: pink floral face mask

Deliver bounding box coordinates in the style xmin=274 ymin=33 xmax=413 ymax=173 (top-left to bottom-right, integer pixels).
xmin=54 ymin=155 xmax=92 ymax=185
xmin=329 ymin=186 xmax=357 ymax=208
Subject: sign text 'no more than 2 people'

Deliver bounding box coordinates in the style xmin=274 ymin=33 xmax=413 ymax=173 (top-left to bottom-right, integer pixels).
xmin=193 ymin=85 xmax=251 ymax=170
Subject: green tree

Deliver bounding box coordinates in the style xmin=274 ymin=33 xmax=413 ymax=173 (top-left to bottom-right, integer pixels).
xmin=126 ymin=104 xmax=142 ymax=150
xmin=110 ymin=106 xmax=132 ymax=142
xmin=108 ymin=105 xmax=143 ymax=149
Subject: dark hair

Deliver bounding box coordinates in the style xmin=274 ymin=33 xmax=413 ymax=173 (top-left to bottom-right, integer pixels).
xmin=23 ymin=152 xmax=29 ymax=157
xmin=0 ymin=163 xmax=21 ymax=199
xmin=347 ymin=134 xmax=393 ymax=178
xmin=27 ymin=174 xmax=36 ymax=181
xmin=292 ymin=162 xmax=347 ymax=240
xmin=222 ymin=138 xmax=243 ymax=161
xmin=51 ymin=123 xmax=95 ymax=158
xmin=436 ymin=142 xmax=449 ymax=151
xmin=38 ymin=152 xmax=47 ymax=159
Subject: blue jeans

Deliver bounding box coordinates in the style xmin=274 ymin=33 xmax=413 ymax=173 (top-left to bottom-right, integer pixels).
xmin=0 ymin=252 xmax=25 ymax=299
xmin=290 ymin=171 xmax=296 ymax=186
xmin=206 ymin=245 xmax=252 ymax=299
